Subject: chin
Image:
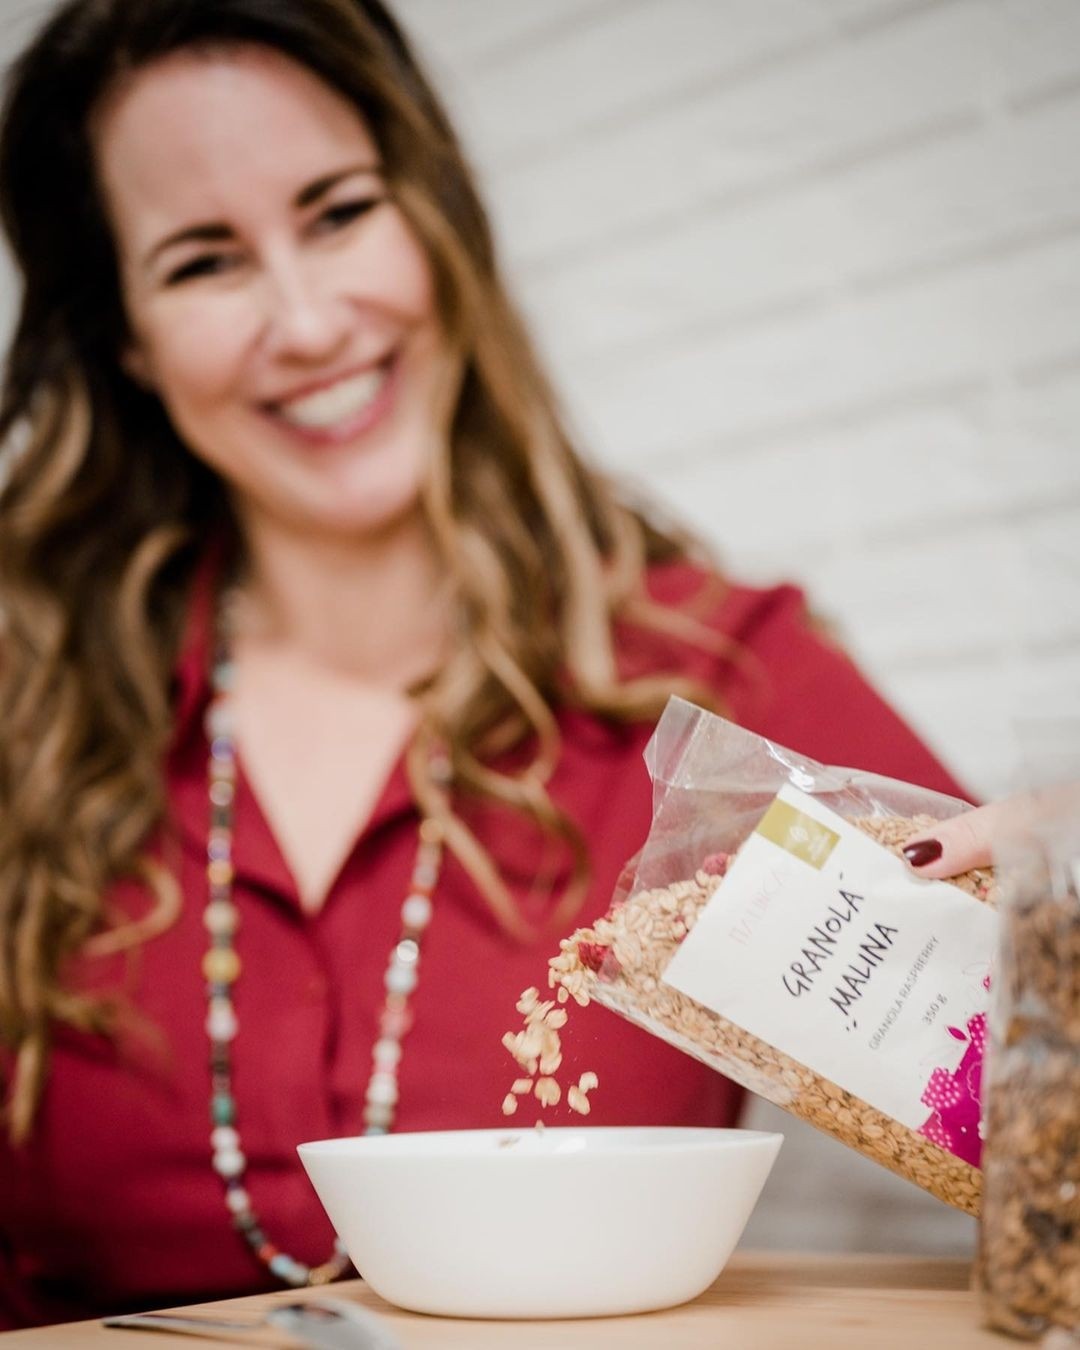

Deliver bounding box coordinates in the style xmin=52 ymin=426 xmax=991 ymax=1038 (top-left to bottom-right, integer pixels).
xmin=300 ymin=488 xmax=427 ymax=541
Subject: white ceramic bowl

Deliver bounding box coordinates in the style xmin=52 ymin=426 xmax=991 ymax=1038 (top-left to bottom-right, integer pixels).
xmin=298 ymin=1126 xmax=782 ymax=1319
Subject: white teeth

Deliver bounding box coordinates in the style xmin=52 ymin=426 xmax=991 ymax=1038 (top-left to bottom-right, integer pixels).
xmin=277 ymin=368 xmax=385 ymax=429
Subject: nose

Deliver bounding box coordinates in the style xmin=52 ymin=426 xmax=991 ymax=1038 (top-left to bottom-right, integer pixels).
xmin=261 ymin=251 xmax=352 ymax=363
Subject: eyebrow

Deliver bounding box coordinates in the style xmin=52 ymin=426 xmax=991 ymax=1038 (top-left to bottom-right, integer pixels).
xmin=142 ymin=163 xmax=383 ymax=270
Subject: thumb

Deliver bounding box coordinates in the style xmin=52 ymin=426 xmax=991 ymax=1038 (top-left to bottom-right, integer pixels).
xmin=900 ymin=801 xmax=1012 ymax=879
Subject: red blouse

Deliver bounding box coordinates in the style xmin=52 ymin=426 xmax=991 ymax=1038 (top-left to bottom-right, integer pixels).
xmin=0 ymin=562 xmax=967 ymax=1328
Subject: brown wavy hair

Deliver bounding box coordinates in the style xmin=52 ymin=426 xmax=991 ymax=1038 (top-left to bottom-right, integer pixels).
xmin=0 ymin=0 xmax=727 ymax=1142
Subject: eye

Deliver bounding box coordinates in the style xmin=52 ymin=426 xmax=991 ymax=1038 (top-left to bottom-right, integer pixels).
xmin=313 ymin=196 xmax=383 ymax=234
xmin=164 ymin=253 xmax=240 ymax=286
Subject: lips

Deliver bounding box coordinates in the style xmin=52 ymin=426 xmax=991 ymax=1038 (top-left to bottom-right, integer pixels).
xmin=271 ymin=363 xmax=387 ymax=429
xmin=261 ymin=353 xmax=399 ymax=444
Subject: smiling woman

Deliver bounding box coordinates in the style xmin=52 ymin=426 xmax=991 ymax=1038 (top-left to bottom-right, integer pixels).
xmin=0 ymin=0 xmax=969 ymax=1332
xmin=98 ymin=46 xmax=451 ymax=541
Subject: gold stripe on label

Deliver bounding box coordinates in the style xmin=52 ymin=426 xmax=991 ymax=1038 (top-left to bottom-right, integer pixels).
xmin=755 ymin=796 xmax=840 ymax=869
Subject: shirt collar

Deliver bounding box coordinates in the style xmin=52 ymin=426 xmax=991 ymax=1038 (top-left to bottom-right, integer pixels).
xmin=166 ymin=544 xmax=418 ymax=907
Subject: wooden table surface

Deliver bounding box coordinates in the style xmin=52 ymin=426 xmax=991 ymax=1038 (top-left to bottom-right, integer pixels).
xmin=0 ymin=1253 xmax=1010 ymax=1348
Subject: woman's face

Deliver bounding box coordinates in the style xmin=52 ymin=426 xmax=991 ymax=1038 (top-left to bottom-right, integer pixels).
xmin=95 ymin=45 xmax=454 ymax=542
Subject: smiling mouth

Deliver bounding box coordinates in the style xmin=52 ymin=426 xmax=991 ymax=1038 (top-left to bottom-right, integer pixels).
xmin=268 ymin=359 xmax=393 ymax=433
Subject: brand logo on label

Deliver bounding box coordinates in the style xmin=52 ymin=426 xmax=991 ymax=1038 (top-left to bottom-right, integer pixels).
xmin=755 ymin=797 xmax=839 ymax=869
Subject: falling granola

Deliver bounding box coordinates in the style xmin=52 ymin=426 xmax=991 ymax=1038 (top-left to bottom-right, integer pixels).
xmin=501 ymin=986 xmax=598 ymax=1117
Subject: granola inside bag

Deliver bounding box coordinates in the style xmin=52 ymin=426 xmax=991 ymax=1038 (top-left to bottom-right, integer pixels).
xmin=976 ymin=795 xmax=1080 ymax=1338
xmin=546 ymin=699 xmax=998 ymax=1214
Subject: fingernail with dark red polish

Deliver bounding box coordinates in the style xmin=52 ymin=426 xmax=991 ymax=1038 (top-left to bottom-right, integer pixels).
xmin=902 ymin=838 xmax=943 ymax=868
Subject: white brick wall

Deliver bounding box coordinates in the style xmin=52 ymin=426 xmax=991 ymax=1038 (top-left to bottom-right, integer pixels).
xmin=390 ymin=0 xmax=1080 ymax=809
xmin=392 ymin=0 xmax=1080 ymax=1257
xmin=3 ymin=0 xmax=1078 ymax=1257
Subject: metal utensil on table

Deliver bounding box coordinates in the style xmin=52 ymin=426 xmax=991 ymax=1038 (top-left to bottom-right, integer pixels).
xmin=103 ymin=1294 xmax=403 ymax=1350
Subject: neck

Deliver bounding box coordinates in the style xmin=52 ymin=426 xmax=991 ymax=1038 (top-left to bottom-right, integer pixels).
xmin=230 ymin=509 xmax=450 ymax=688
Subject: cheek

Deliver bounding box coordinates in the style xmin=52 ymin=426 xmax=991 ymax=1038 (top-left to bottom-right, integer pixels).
xmin=136 ymin=306 xmax=252 ymax=416
xmin=375 ymin=218 xmax=455 ymax=418
xmin=368 ymin=207 xmax=440 ymax=326
xmin=398 ymin=242 xmax=438 ymax=326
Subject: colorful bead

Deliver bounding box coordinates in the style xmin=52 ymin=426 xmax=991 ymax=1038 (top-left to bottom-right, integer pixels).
xmin=401 ymin=894 xmax=433 ymax=930
xmin=206 ymin=1000 xmax=238 ymax=1043
xmin=211 ymin=1094 xmax=236 ymax=1126
xmin=309 ymin=1256 xmax=348 ymax=1286
xmin=201 ymin=649 xmax=443 ymax=1291
xmin=372 ymin=1038 xmax=402 ymax=1070
xmin=202 ymin=948 xmax=241 ymax=985
xmin=363 ymin=1101 xmax=393 ymax=1129
xmin=378 ymin=1006 xmax=412 ymax=1039
xmin=225 ymin=1186 xmax=250 ymax=1214
xmin=205 ymin=704 xmax=232 ymax=738
xmin=366 ymin=1072 xmax=398 ymax=1107
xmin=204 ymin=901 xmax=239 ymax=936
xmin=270 ymin=1254 xmax=309 ymax=1286
xmin=207 ymin=859 xmax=234 ymax=887
xmin=419 ymin=818 xmax=444 ymax=846
xmin=384 ymin=963 xmax=418 ymax=996
xmin=212 ymin=1147 xmax=246 ymax=1179
xmin=413 ymin=860 xmax=439 ymax=890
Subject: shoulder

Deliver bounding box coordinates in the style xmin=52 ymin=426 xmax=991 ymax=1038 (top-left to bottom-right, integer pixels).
xmin=629 ymin=556 xmax=819 ymax=680
xmin=648 ymin=559 xmax=805 ymax=630
xmin=634 ymin=559 xmax=968 ymax=799
xmin=617 ymin=555 xmax=824 ymax=724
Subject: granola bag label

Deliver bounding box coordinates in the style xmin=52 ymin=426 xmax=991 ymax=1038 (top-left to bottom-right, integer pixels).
xmin=662 ymin=783 xmax=998 ymax=1166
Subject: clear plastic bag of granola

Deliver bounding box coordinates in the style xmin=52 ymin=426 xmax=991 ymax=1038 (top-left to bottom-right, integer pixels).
xmin=621 ymin=696 xmax=972 ymax=904
xmin=571 ymin=697 xmax=992 ymax=1214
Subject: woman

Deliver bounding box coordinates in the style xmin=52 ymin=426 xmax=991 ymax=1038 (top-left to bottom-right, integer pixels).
xmin=0 ymin=0 xmax=970 ymax=1328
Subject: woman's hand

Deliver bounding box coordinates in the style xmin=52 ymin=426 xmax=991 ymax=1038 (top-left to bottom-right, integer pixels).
xmin=902 ymin=786 xmax=1080 ymax=878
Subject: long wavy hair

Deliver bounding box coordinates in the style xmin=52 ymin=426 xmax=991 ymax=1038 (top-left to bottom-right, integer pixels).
xmin=0 ymin=0 xmax=727 ymax=1142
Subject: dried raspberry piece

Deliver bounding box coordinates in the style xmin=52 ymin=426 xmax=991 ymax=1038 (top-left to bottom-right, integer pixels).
xmin=613 ymin=854 xmax=640 ymax=895
xmin=700 ymin=850 xmax=732 ymax=876
xmin=575 ymin=941 xmax=611 ymax=974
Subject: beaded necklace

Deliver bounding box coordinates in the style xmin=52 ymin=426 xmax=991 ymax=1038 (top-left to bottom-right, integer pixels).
xmin=201 ymin=623 xmax=444 ymax=1288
